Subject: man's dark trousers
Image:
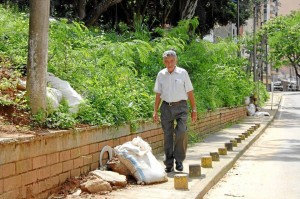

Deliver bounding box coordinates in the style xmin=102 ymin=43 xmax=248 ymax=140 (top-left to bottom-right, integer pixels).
xmin=160 ymin=100 xmax=188 ymax=168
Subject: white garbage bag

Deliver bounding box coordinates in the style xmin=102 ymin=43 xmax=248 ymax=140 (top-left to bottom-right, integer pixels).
xmin=46 ymin=87 xmax=63 ymax=110
xmin=114 ymin=136 xmax=168 ymax=185
xmin=47 ymin=73 xmax=83 ymax=113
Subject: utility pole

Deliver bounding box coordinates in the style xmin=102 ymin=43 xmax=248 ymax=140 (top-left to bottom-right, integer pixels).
xmin=27 ymin=0 xmax=50 ymax=117
xmin=265 ymin=34 xmax=269 ymax=91
xmin=237 ymin=0 xmax=240 ymax=36
xmin=253 ymin=2 xmax=257 ymax=82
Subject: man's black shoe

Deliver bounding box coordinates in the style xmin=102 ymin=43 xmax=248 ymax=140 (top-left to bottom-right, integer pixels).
xmin=175 ymin=162 xmax=183 ymax=171
xmin=165 ymin=166 xmax=174 ymax=173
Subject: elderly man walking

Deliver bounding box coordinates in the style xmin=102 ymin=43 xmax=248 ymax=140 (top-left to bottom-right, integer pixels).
xmin=153 ymin=50 xmax=197 ymax=173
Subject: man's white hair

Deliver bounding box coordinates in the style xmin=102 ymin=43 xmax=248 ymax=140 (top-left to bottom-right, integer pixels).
xmin=163 ymin=50 xmax=177 ymax=58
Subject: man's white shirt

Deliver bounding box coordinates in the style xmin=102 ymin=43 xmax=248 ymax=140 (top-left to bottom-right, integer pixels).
xmin=154 ymin=66 xmax=193 ymax=103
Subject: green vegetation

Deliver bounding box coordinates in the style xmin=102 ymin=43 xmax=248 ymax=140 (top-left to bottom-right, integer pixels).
xmin=0 ymin=6 xmax=269 ymax=129
xmin=259 ymin=11 xmax=300 ymax=77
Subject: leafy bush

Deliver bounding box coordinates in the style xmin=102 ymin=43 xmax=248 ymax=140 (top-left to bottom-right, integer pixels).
xmin=0 ymin=6 xmax=269 ymax=128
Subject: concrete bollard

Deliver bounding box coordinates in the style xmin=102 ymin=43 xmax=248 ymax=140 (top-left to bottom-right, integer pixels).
xmin=255 ymin=123 xmax=261 ymax=128
xmin=210 ymin=152 xmax=220 ymax=161
xmin=225 ymin=142 xmax=233 ymax=151
xmin=238 ymin=134 xmax=245 ymax=140
xmin=235 ymin=137 xmax=242 ymax=143
xmin=246 ymin=130 xmax=251 ymax=136
xmin=218 ymin=147 xmax=227 ymax=155
xmin=247 ymin=129 xmax=253 ymax=134
xmin=250 ymin=127 xmax=256 ymax=131
xmin=242 ymin=132 xmax=248 ymax=138
xmin=230 ymin=139 xmax=238 ymax=147
xmin=201 ymin=156 xmax=213 ymax=168
xmin=174 ymin=174 xmax=189 ymax=190
xmin=189 ymin=164 xmax=201 ymax=177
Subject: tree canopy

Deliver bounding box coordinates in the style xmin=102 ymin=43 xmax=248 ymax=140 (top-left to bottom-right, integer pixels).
xmin=0 ymin=0 xmax=254 ymax=37
xmin=260 ymin=11 xmax=300 ymax=77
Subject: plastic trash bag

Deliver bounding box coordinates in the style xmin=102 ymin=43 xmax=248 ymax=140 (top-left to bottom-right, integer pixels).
xmin=114 ymin=136 xmax=167 ymax=185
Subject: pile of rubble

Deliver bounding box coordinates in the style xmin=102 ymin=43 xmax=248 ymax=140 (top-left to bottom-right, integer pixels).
xmin=50 ymin=169 xmax=129 ymax=198
xmin=50 ymin=137 xmax=167 ymax=198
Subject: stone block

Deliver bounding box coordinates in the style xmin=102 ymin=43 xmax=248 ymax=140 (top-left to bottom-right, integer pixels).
xmin=242 ymin=132 xmax=248 ymax=138
xmin=235 ymin=137 xmax=242 ymax=143
xmin=230 ymin=139 xmax=238 ymax=147
xmin=210 ymin=152 xmax=220 ymax=161
xmin=189 ymin=164 xmax=201 ymax=177
xmin=225 ymin=143 xmax=233 ymax=151
xmin=238 ymin=134 xmax=245 ymax=140
xmin=201 ymin=156 xmax=212 ymax=168
xmin=218 ymin=148 xmax=227 ymax=155
xmin=174 ymin=174 xmax=188 ymax=190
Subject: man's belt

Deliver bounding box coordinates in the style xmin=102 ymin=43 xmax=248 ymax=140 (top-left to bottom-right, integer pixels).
xmin=163 ymin=100 xmax=186 ymax=107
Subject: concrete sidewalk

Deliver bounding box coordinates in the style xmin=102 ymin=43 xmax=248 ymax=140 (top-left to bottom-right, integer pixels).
xmin=107 ymin=93 xmax=282 ymax=199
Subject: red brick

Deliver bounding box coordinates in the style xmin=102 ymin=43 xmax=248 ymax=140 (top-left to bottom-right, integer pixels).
xmin=92 ymin=152 xmax=100 ymax=163
xmin=73 ymin=157 xmax=83 ymax=168
xmin=62 ymin=160 xmax=73 ymax=172
xmin=120 ymin=136 xmax=127 ymax=144
xmin=37 ymin=190 xmax=51 ymax=199
xmin=21 ymin=170 xmax=37 ymax=185
xmin=2 ymin=163 xmax=15 ymax=178
xmin=47 ymin=152 xmax=59 ymax=165
xmin=4 ymin=175 xmax=21 ymax=192
xmin=80 ymin=165 xmax=90 ymax=174
xmin=37 ymin=166 xmax=51 ymax=180
xmin=98 ymin=141 xmax=109 ymax=151
xmin=1 ymin=188 xmax=20 ymax=199
xmin=43 ymin=176 xmax=59 ymax=190
xmin=70 ymin=168 xmax=80 ymax=177
xmin=83 ymin=155 xmax=93 ymax=166
xmin=33 ymin=155 xmax=47 ymax=169
xmin=70 ymin=148 xmax=80 ymax=159
xmin=37 ymin=179 xmax=47 ymax=193
xmin=31 ymin=182 xmax=40 ymax=195
xmin=51 ymin=163 xmax=63 ymax=176
xmin=106 ymin=140 xmax=114 ymax=147
xmin=144 ymin=131 xmax=151 ymax=138
xmin=91 ymin=162 xmax=99 ymax=171
xmin=19 ymin=186 xmax=27 ymax=198
xmin=139 ymin=133 xmax=147 ymax=139
xmin=80 ymin=145 xmax=89 ymax=156
xmin=60 ymin=150 xmax=71 ymax=162
xmin=59 ymin=171 xmax=70 ymax=184
xmin=89 ymin=143 xmax=98 ymax=153
xmin=0 ymin=179 xmax=3 ymax=194
xmin=16 ymin=159 xmax=33 ymax=174
xmin=125 ymin=136 xmax=132 ymax=142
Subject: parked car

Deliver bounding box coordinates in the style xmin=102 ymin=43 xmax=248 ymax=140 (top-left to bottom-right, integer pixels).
xmin=273 ymin=81 xmax=283 ymax=91
xmin=288 ymin=83 xmax=297 ymax=91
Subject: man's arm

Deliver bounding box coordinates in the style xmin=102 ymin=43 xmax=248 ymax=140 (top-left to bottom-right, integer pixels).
xmin=187 ymin=91 xmax=197 ymax=123
xmin=153 ymin=93 xmax=161 ymax=123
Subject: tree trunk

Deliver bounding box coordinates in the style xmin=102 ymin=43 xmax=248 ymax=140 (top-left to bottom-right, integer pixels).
xmin=78 ymin=0 xmax=86 ymax=20
xmin=27 ymin=0 xmax=50 ymax=117
xmin=180 ymin=0 xmax=199 ymax=19
xmin=293 ymin=65 xmax=300 ymax=78
xmin=85 ymin=0 xmax=123 ymax=26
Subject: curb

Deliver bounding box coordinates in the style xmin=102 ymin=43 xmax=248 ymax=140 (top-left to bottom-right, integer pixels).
xmin=195 ymin=95 xmax=283 ymax=199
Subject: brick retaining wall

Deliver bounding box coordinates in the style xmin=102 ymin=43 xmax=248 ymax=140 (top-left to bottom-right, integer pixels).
xmin=0 ymin=106 xmax=246 ymax=198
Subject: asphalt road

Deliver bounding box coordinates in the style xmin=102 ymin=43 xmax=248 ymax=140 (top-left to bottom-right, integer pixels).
xmin=204 ymin=92 xmax=300 ymax=199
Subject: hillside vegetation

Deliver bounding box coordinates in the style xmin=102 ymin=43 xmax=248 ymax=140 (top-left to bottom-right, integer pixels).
xmin=0 ymin=6 xmax=268 ymax=129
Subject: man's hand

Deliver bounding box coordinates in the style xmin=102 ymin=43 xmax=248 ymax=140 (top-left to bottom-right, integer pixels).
xmin=191 ymin=112 xmax=197 ymax=123
xmin=153 ymin=111 xmax=159 ymax=123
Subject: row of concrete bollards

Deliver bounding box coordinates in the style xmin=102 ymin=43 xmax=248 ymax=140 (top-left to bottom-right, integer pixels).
xmin=174 ymin=123 xmax=261 ymax=190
